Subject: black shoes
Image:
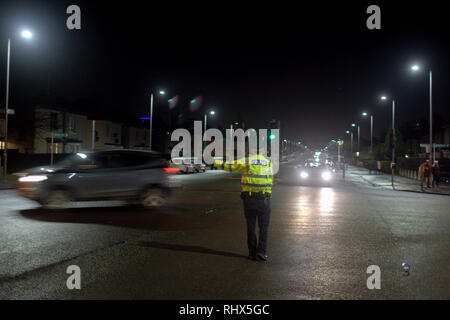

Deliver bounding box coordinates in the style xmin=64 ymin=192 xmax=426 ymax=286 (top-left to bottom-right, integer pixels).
xmin=247 ymin=253 xmax=268 ymax=261
xmin=256 ymin=253 xmax=268 ymax=261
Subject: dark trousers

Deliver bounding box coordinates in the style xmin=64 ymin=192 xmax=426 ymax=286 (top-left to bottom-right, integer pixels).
xmin=433 ymin=174 xmax=440 ymax=187
xmin=242 ymin=197 xmax=271 ymax=256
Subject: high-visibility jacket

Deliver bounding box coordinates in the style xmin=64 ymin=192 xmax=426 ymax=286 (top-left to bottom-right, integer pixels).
xmin=214 ymin=154 xmax=273 ymax=196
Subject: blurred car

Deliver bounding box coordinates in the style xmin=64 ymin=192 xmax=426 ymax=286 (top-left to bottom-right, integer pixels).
xmin=169 ymin=157 xmax=195 ymax=173
xmin=17 ymin=150 xmax=177 ymax=209
xmin=295 ymin=161 xmax=333 ymax=185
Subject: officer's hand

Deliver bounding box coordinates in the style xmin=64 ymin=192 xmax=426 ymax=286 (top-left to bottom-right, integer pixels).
xmin=213 ymin=160 xmax=223 ymax=169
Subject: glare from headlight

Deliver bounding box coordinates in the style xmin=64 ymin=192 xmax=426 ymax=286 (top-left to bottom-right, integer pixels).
xmin=300 ymin=171 xmax=309 ymax=178
xmin=322 ymin=171 xmax=332 ymax=181
xmin=19 ymin=175 xmax=48 ymax=182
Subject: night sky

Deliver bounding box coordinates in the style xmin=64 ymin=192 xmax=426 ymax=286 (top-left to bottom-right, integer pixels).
xmin=1 ymin=0 xmax=449 ymax=149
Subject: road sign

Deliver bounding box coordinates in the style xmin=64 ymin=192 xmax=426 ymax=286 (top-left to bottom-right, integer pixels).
xmin=53 ymin=132 xmax=68 ymax=137
xmin=420 ymin=143 xmax=449 ymax=148
xmin=0 ymin=108 xmax=14 ymax=115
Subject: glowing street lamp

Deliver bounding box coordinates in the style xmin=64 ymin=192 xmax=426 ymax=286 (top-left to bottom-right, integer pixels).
xmin=3 ymin=30 xmax=33 ymax=179
xmin=148 ymin=89 xmax=166 ymax=150
xmin=379 ymin=94 xmax=396 ymax=188
xmin=362 ymin=112 xmax=374 ymax=153
xmin=204 ymin=108 xmax=215 ymax=131
xmin=410 ymin=63 xmax=434 ymax=162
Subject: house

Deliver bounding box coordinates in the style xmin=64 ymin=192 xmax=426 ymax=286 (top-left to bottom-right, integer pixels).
xmin=86 ymin=120 xmax=123 ymax=150
xmin=122 ymin=126 xmax=149 ymax=149
xmin=33 ymin=107 xmax=87 ymax=154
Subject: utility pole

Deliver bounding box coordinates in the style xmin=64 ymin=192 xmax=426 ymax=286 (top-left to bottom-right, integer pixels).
xmin=2 ymin=39 xmax=11 ymax=180
xmin=149 ymin=93 xmax=154 ymax=151
xmin=370 ymin=115 xmax=373 ymax=154
xmin=91 ymin=120 xmax=96 ymax=151
xmin=391 ymin=100 xmax=396 ymax=189
xmin=429 ymin=70 xmax=433 ymax=163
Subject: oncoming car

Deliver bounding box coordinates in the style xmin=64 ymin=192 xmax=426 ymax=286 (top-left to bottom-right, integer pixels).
xmin=16 ymin=150 xmax=178 ymax=209
xmin=295 ymin=161 xmax=334 ymax=185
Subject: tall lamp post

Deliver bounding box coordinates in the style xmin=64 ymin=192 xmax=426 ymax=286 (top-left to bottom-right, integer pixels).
xmin=2 ymin=30 xmax=33 ymax=180
xmin=149 ymin=90 xmax=165 ymax=151
xmin=380 ymin=95 xmax=396 ymax=189
xmin=362 ymin=112 xmax=374 ymax=154
xmin=346 ymin=130 xmax=353 ymax=157
xmin=351 ymin=123 xmax=360 ymax=159
xmin=411 ymin=65 xmax=433 ymax=162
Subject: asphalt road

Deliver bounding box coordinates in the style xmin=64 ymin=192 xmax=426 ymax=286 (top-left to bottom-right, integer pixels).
xmin=0 ymin=160 xmax=449 ymax=299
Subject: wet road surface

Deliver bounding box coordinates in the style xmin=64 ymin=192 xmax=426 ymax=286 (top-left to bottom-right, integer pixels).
xmin=0 ymin=162 xmax=449 ymax=299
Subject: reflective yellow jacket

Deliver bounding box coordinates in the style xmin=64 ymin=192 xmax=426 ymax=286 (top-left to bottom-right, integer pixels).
xmin=214 ymin=154 xmax=273 ymax=196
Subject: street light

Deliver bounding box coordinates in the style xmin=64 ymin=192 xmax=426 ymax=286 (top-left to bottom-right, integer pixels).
xmin=346 ymin=130 xmax=353 ymax=159
xmin=2 ymin=30 xmax=33 ymax=179
xmin=362 ymin=112 xmax=374 ymax=154
xmin=21 ymin=30 xmax=33 ymax=39
xmin=204 ymin=108 xmax=215 ymax=131
xmin=148 ymin=89 xmax=165 ymax=151
xmin=380 ymin=95 xmax=396 ymax=188
xmin=350 ymin=123 xmax=360 ymax=154
xmin=410 ymin=64 xmax=433 ymax=162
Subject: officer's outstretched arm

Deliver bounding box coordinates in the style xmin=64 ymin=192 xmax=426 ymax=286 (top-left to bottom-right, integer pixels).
xmin=213 ymin=158 xmax=246 ymax=173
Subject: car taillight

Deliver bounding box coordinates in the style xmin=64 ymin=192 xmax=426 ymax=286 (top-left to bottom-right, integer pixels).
xmin=163 ymin=168 xmax=179 ymax=173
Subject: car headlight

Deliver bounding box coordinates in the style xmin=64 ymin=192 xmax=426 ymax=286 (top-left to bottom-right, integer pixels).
xmin=321 ymin=171 xmax=332 ymax=181
xmin=300 ymin=171 xmax=309 ymax=178
xmin=19 ymin=175 xmax=48 ymax=182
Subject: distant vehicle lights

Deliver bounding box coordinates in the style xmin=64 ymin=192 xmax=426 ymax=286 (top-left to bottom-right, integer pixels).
xmin=322 ymin=171 xmax=332 ymax=181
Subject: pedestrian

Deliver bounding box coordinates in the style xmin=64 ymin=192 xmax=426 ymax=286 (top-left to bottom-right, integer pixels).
xmin=214 ymin=145 xmax=273 ymax=261
xmin=377 ymin=160 xmax=381 ymax=174
xmin=432 ymin=160 xmax=440 ymax=188
xmin=419 ymin=159 xmax=432 ymax=189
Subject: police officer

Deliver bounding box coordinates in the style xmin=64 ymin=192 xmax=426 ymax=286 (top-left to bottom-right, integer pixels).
xmin=214 ymin=146 xmax=273 ymax=261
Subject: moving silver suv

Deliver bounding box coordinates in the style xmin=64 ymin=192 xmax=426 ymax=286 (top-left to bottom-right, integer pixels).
xmin=17 ymin=150 xmax=176 ymax=209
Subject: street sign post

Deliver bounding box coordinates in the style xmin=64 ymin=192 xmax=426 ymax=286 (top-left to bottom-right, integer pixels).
xmin=420 ymin=143 xmax=449 ymax=148
xmin=0 ymin=108 xmax=14 ymax=115
xmin=53 ymin=132 xmax=68 ymax=137
xmin=51 ymin=133 xmax=68 ymax=165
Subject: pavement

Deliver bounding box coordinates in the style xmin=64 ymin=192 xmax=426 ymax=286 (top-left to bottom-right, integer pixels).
xmin=0 ymin=159 xmax=449 ymax=299
xmin=0 ymin=181 xmax=16 ymax=190
xmin=343 ymin=165 xmax=450 ymax=196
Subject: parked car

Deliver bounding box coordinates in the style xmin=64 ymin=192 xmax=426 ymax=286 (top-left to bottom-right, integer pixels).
xmin=17 ymin=150 xmax=177 ymax=209
xmin=169 ymin=157 xmax=195 ymax=173
xmin=190 ymin=157 xmax=206 ymax=173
